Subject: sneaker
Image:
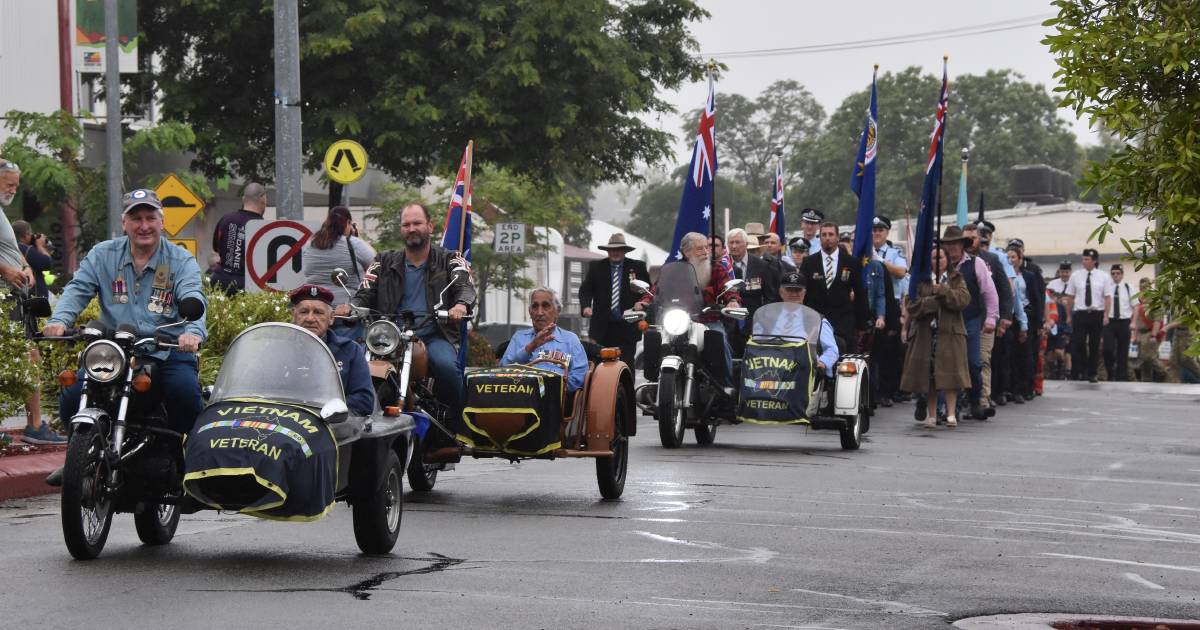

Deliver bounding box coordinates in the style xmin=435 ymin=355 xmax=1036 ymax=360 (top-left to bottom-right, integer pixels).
xmin=22 ymin=424 xmax=67 ymax=445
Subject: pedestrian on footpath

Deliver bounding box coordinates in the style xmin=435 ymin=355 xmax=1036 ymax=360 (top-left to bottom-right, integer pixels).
xmin=1102 ymin=264 xmax=1134 ymax=381
xmin=1064 ymin=248 xmax=1112 ymax=383
xmin=0 ymin=158 xmax=65 ymax=445
xmin=902 ymin=246 xmax=972 ymax=429
xmin=209 ymin=182 xmax=267 ymax=294
xmin=1132 ymin=277 xmax=1166 ymax=382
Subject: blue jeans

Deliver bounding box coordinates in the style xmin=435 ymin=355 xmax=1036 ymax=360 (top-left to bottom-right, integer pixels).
xmin=964 ymin=315 xmax=983 ymax=405
xmin=60 ymin=351 xmax=203 ymax=435
xmin=704 ymin=321 xmax=734 ymax=388
xmin=420 ymin=332 xmax=465 ymax=425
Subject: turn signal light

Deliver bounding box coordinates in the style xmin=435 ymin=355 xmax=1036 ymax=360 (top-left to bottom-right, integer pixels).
xmin=599 ymin=347 xmax=621 ymax=362
xmin=383 ymin=406 xmax=401 ymax=417
xmin=132 ymin=373 xmax=152 ymax=393
xmin=836 ymin=362 xmax=858 ymax=376
xmin=57 ymin=370 xmax=77 ymax=387
xmin=638 ymin=320 xmax=649 ymax=332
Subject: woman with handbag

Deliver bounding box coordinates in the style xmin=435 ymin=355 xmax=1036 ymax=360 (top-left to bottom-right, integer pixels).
xmin=301 ymin=206 xmax=376 ymax=338
xmin=901 ymin=245 xmax=972 ymax=428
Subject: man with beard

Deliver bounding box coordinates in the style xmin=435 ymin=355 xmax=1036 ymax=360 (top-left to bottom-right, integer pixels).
xmin=635 ymin=232 xmax=741 ymax=386
xmin=341 ymin=202 xmax=476 ymax=427
xmin=724 ymin=228 xmax=778 ymax=356
xmin=799 ymin=222 xmax=869 ymax=353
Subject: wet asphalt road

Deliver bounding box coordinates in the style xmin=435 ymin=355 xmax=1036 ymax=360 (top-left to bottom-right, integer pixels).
xmin=2 ymin=381 xmax=1199 ymax=629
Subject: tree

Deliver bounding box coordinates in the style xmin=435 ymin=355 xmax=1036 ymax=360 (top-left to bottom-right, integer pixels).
xmin=683 ymin=80 xmax=824 ymax=196
xmin=136 ymin=0 xmax=709 ymax=186
xmin=1044 ymin=0 xmax=1200 ymax=352
xmin=625 ymin=171 xmax=761 ymax=251
xmin=791 ymin=67 xmax=1079 ymax=225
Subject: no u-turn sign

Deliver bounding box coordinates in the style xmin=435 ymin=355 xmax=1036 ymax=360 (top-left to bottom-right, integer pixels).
xmin=244 ymin=220 xmax=322 ymax=293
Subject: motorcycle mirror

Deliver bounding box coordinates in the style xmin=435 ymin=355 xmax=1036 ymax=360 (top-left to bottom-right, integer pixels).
xmin=320 ymin=398 xmax=349 ymax=423
xmin=630 ymin=279 xmax=651 ymax=295
xmin=25 ymin=296 xmax=51 ymax=318
xmin=177 ymin=297 xmax=206 ymax=321
xmin=330 ymin=268 xmax=350 ymax=287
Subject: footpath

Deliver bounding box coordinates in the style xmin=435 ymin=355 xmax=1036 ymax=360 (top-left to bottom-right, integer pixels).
xmin=0 ymin=415 xmax=63 ymax=501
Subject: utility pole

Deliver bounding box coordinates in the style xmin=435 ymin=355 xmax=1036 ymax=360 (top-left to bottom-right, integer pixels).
xmin=104 ymin=0 xmax=122 ymax=237
xmin=274 ymin=0 xmax=303 ymax=219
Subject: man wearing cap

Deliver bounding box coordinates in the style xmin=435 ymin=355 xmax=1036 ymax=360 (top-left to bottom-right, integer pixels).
xmin=44 ymin=189 xmax=208 ymax=435
xmin=1102 ymin=263 xmax=1134 ymax=382
xmin=1064 ymin=248 xmax=1112 ymax=382
xmin=578 ymin=233 xmax=649 ymax=364
xmin=796 ymin=208 xmax=824 ymax=257
xmin=290 ymin=284 xmax=375 ymax=415
xmin=872 ymin=216 xmax=908 ymax=405
xmin=787 ymin=237 xmax=809 ymax=269
xmin=725 ymin=228 xmax=779 ymax=356
xmin=777 ymin=271 xmax=840 ymax=377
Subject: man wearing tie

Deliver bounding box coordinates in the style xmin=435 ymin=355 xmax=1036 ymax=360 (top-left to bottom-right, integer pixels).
xmin=799 ymin=222 xmax=869 ymax=353
xmin=578 ymin=233 xmax=649 ymax=365
xmin=1102 ymin=263 xmax=1134 ymax=381
xmin=1064 ymin=248 xmax=1112 ymax=383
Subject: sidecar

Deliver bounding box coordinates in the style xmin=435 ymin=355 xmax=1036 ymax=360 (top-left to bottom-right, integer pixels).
xmin=182 ymin=323 xmax=415 ymax=554
xmin=423 ymin=348 xmax=636 ymax=499
xmin=734 ymin=302 xmax=869 ymax=450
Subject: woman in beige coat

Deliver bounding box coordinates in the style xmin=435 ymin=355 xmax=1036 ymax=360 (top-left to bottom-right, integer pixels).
xmin=901 ymin=247 xmax=972 ymax=427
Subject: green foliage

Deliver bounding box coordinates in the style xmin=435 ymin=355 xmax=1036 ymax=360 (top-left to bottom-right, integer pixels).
xmin=136 ymin=0 xmax=709 ymax=185
xmin=1044 ymin=0 xmax=1200 ymax=353
xmin=625 ymin=172 xmax=761 ymax=250
xmin=789 ymin=67 xmax=1079 ymax=225
xmin=196 ymin=282 xmax=292 ymax=385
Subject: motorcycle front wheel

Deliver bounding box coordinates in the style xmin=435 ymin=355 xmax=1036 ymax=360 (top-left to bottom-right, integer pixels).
xmin=657 ymin=370 xmax=685 ymax=449
xmin=61 ymin=428 xmax=114 ymax=560
xmin=406 ymin=438 xmax=439 ymax=492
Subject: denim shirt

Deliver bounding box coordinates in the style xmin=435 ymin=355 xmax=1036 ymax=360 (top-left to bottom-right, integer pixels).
xmin=500 ymin=325 xmax=589 ymax=391
xmin=49 ymin=236 xmax=208 ymax=359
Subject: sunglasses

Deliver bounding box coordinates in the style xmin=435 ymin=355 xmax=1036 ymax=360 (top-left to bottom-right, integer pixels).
xmin=0 ymin=160 xmax=19 ymax=172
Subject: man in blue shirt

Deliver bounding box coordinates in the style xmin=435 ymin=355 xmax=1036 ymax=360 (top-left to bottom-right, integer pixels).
xmin=501 ymin=287 xmax=589 ymax=391
xmin=289 ymin=284 xmax=375 ymax=415
xmin=44 ymin=189 xmax=208 ymax=435
xmin=871 ymin=215 xmax=907 ymax=406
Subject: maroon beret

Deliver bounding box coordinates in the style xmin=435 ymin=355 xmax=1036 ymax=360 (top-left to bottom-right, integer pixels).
xmin=289 ymin=284 xmax=334 ymax=306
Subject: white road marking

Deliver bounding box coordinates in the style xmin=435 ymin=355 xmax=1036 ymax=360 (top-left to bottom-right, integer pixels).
xmin=1123 ymin=572 xmax=1166 ymax=590
xmin=634 ymin=531 xmax=777 ymax=564
xmin=1042 ymin=552 xmax=1200 ymax=574
xmin=788 ymin=588 xmax=948 ymax=616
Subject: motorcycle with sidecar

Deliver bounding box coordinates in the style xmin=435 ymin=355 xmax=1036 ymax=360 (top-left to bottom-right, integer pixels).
xmin=36 ymin=302 xmax=415 ymax=559
xmin=630 ymin=263 xmax=870 ymax=450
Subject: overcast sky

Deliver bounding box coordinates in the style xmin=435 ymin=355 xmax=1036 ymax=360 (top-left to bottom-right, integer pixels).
xmin=652 ymin=0 xmax=1096 ymax=163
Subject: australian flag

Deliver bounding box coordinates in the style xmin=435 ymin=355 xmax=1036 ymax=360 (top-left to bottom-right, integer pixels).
xmin=666 ymin=75 xmax=716 ymax=262
xmin=768 ymin=160 xmax=786 ymax=242
xmin=850 ymin=68 xmax=878 ymax=266
xmin=440 ymin=142 xmax=473 ymax=367
xmin=909 ymin=61 xmax=949 ymax=301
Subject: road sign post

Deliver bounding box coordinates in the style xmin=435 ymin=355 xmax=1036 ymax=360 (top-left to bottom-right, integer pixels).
xmin=494 ymin=223 xmax=526 ymax=329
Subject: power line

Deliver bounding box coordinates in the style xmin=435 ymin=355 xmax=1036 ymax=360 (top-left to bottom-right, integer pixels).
xmin=702 ymin=13 xmax=1054 ymax=60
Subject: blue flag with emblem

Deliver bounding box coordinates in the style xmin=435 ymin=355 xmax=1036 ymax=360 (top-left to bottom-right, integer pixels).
xmin=850 ymin=67 xmax=878 ymax=267
xmin=909 ymin=59 xmax=949 ymax=301
xmin=666 ymin=74 xmax=716 ymax=262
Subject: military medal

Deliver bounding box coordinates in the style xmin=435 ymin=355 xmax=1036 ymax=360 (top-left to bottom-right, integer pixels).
xmin=150 ymin=263 xmax=171 ymax=314
xmin=111 ymin=276 xmax=128 ymax=304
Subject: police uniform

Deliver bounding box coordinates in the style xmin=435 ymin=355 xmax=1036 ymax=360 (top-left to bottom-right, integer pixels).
xmin=50 ymin=189 xmax=208 ymax=434
xmin=289 ymin=285 xmax=376 ymax=416
xmin=872 ymin=216 xmax=908 ymax=403
xmin=796 ymin=208 xmax=824 ymax=257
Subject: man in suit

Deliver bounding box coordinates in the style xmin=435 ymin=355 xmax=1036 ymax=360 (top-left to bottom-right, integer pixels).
xmin=800 ymin=222 xmax=869 ymax=352
xmin=725 ymin=228 xmax=780 ymax=356
xmin=578 ymin=233 xmax=650 ymax=365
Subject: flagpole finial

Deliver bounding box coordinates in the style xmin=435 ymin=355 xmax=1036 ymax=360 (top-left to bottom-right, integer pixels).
xmin=873 ymin=63 xmax=879 ymax=71
xmin=943 ymin=54 xmax=949 ymax=61
xmin=706 ymin=59 xmax=718 ymax=74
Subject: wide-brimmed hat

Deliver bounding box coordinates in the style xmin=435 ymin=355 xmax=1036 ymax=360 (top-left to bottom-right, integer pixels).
xmin=744 ymin=222 xmax=766 ymax=237
xmin=598 ymin=233 xmax=636 ymax=252
xmin=746 ymin=234 xmax=762 ymax=251
xmin=939 ymin=225 xmax=973 ymax=244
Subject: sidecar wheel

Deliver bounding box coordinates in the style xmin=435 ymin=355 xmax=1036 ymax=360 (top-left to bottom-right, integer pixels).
xmin=354 ymin=450 xmax=403 ymax=555
xmin=694 ymin=421 xmax=717 ymax=446
xmin=134 ymin=503 xmax=180 ymax=546
xmin=596 ymin=388 xmax=629 ymax=500
xmin=62 ymin=428 xmax=114 ymax=560
xmin=406 ymin=438 xmax=438 ymax=492
xmin=839 ymin=385 xmax=865 ymax=451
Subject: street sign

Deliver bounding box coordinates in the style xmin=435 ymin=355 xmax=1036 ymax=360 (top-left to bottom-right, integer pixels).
xmin=155 ymin=174 xmax=206 ymax=236
xmin=324 ymin=139 xmax=368 ymax=185
xmin=244 ymin=219 xmax=321 ymax=293
xmin=494 ymin=222 xmax=526 ymax=254
xmin=169 ymin=238 xmax=197 ymax=258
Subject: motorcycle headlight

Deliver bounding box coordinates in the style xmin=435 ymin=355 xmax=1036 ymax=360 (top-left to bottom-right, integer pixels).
xmin=82 ymin=340 xmax=125 ymax=383
xmin=662 ymin=308 xmax=691 ymax=337
xmin=365 ymin=320 xmax=402 ymax=356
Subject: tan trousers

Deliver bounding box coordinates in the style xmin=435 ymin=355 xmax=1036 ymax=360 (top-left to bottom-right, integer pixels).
xmin=980 ymin=329 xmax=995 ymax=403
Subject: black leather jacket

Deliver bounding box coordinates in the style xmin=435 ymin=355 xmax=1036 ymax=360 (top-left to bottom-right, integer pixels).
xmin=350 ymin=244 xmax=477 ymax=347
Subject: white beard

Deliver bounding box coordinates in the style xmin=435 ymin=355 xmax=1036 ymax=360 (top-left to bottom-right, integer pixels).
xmin=689 ymin=255 xmax=712 ymax=287
xmin=0 ymin=192 xmax=13 ymax=207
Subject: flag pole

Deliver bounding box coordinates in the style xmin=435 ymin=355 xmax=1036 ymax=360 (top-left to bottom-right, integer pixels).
xmin=458 ymin=139 xmax=474 ymax=254
xmin=929 ymin=55 xmax=949 ymax=409
xmin=706 ymin=61 xmax=717 ymax=273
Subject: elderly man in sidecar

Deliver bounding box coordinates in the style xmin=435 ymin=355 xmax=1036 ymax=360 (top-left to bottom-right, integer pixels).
xmin=500 ymin=286 xmax=588 ymax=391
xmin=290 ymin=284 xmax=375 ymax=415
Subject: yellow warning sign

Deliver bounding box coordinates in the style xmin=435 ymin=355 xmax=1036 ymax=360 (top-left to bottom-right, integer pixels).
xmin=155 ymin=174 xmax=206 ymax=236
xmin=170 ymin=238 xmax=198 ymax=258
xmin=324 ymin=139 xmax=368 ymax=185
